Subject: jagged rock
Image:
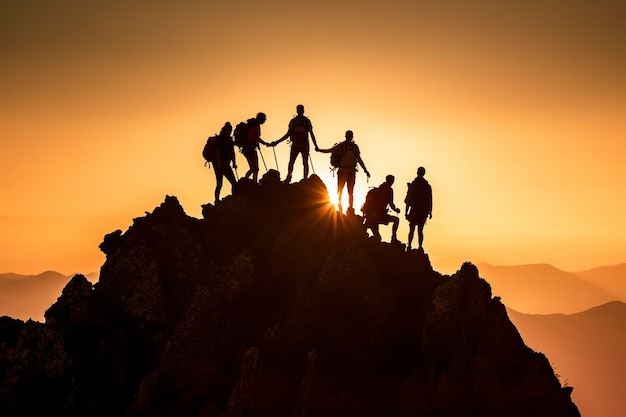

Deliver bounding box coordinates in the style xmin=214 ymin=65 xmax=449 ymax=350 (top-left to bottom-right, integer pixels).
xmin=45 ymin=274 xmax=94 ymax=328
xmin=221 ymin=347 xmax=263 ymax=417
xmin=0 ymin=175 xmax=580 ymax=417
xmin=399 ymin=262 xmax=579 ymax=416
xmin=0 ymin=318 xmax=68 ymax=416
xmin=99 ymin=228 xmax=123 ymax=255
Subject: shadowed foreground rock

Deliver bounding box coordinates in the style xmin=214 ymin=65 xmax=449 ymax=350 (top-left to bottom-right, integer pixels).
xmin=0 ymin=174 xmax=579 ymax=417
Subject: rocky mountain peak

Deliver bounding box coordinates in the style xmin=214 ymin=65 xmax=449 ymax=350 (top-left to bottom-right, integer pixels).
xmin=0 ymin=173 xmax=579 ymax=416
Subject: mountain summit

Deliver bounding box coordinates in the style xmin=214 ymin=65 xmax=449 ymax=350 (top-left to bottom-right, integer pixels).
xmin=0 ymin=173 xmax=579 ymax=416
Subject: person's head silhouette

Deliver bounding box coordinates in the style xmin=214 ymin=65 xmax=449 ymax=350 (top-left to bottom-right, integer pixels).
xmin=256 ymin=112 xmax=267 ymax=124
xmin=296 ymin=104 xmax=304 ymax=115
xmin=220 ymin=122 xmax=232 ymax=136
xmin=345 ymin=130 xmax=354 ymax=141
xmin=417 ymin=167 xmax=425 ymax=177
xmin=385 ymin=174 xmax=395 ymax=185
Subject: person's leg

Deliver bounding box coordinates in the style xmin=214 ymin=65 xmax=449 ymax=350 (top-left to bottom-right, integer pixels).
xmin=407 ymin=223 xmax=416 ymax=249
xmin=285 ymin=146 xmax=298 ymax=182
xmin=372 ymin=224 xmax=381 ymax=241
xmin=337 ymin=170 xmax=348 ymax=211
xmin=214 ymin=172 xmax=223 ymax=204
xmin=244 ymin=149 xmax=254 ymax=179
xmin=224 ymin=167 xmax=237 ymax=196
xmin=301 ymin=148 xmax=309 ymax=179
xmin=391 ymin=217 xmax=400 ymax=242
xmin=346 ymin=170 xmax=356 ymax=211
xmin=251 ymin=151 xmax=259 ymax=183
xmin=418 ymin=222 xmax=425 ymax=248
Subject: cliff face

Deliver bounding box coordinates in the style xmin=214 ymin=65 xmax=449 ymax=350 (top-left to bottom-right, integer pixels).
xmin=0 ymin=173 xmax=579 ymax=417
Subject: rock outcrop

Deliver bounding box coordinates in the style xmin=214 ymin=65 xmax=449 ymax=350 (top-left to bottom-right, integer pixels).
xmin=0 ymin=174 xmax=579 ymax=416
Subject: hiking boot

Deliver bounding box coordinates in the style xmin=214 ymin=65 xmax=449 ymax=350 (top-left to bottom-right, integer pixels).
xmin=391 ymin=237 xmax=401 ymax=245
xmin=347 ymin=207 xmax=355 ymax=216
xmin=370 ymin=233 xmax=382 ymax=242
xmin=284 ymin=174 xmax=292 ymax=184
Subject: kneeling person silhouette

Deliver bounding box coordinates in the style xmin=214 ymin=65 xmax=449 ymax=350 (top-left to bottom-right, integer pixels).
xmin=362 ymin=174 xmax=401 ymax=243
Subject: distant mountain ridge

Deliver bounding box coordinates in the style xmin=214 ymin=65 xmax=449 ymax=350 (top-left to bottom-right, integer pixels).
xmin=508 ymin=301 xmax=626 ymax=417
xmin=476 ymin=262 xmax=624 ymax=314
xmin=571 ymin=263 xmax=626 ymax=301
xmin=0 ymin=271 xmax=99 ymax=321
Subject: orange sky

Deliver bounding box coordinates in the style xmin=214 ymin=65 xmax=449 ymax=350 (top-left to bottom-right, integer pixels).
xmin=1 ymin=1 xmax=624 ymax=275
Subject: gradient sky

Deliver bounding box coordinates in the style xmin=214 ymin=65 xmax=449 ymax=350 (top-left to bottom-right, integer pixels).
xmin=1 ymin=1 xmax=624 ymax=275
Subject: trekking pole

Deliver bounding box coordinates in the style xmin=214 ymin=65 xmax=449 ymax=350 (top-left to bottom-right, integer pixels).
xmin=272 ymin=147 xmax=279 ymax=170
xmin=309 ymin=152 xmax=316 ymax=175
xmin=258 ymin=147 xmax=268 ymax=172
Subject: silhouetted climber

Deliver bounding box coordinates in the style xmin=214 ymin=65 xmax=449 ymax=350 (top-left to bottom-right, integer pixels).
xmin=206 ymin=122 xmax=238 ymax=206
xmin=316 ymin=130 xmax=370 ymax=214
xmin=235 ymin=112 xmax=271 ymax=183
xmin=405 ymin=166 xmax=432 ymax=250
xmin=362 ymin=174 xmax=401 ymax=243
xmin=271 ymin=104 xmax=319 ymax=184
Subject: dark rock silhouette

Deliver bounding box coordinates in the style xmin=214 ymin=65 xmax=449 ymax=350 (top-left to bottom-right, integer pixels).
xmin=0 ymin=174 xmax=579 ymax=416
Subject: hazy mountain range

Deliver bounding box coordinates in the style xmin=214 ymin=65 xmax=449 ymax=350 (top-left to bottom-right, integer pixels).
xmin=476 ymin=262 xmax=626 ymax=314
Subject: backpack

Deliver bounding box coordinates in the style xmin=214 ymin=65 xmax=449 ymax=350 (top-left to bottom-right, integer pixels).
xmin=291 ymin=116 xmax=308 ymax=145
xmin=405 ymin=179 xmax=431 ymax=212
xmin=330 ymin=142 xmax=358 ymax=168
xmin=361 ymin=186 xmax=385 ymax=217
xmin=202 ymin=135 xmax=218 ymax=164
xmin=233 ymin=119 xmax=255 ymax=148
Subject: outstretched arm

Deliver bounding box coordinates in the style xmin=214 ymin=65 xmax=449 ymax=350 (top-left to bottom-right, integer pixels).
xmin=273 ymin=119 xmax=294 ymax=146
xmin=273 ymin=130 xmax=290 ymax=146
xmin=317 ymin=146 xmax=331 ymax=153
xmin=309 ymin=122 xmax=319 ymax=149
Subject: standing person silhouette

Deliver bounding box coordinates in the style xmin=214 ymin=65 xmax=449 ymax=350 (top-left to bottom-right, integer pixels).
xmin=404 ymin=167 xmax=432 ymax=251
xmin=211 ymin=122 xmax=238 ymax=205
xmin=316 ymin=130 xmax=370 ymax=214
xmin=242 ymin=112 xmax=271 ymax=183
xmin=271 ymin=104 xmax=319 ymax=184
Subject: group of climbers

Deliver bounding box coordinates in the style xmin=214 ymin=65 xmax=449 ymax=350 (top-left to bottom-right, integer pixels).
xmin=202 ymin=104 xmax=433 ymax=251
